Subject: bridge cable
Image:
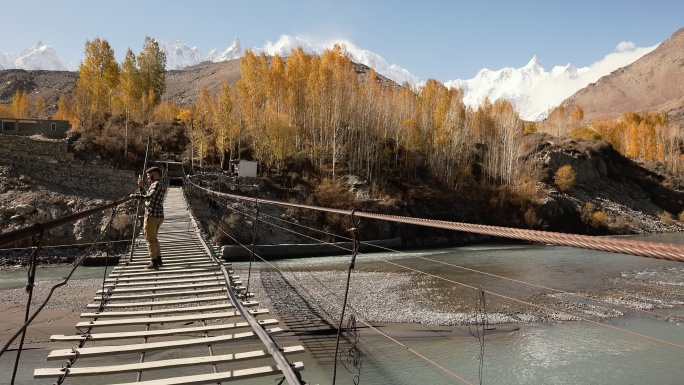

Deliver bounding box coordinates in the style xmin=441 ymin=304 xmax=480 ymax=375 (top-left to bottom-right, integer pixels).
xmin=245 ymin=198 xmax=259 ymax=298
xmin=332 ymin=211 xmax=362 ymax=385
xmin=185 ymin=177 xmax=684 ymax=263
xmin=187 ymin=176 xmax=684 ymax=379
xmin=183 ymin=187 xmax=306 ymax=385
xmin=206 ymin=192 xmax=684 ymax=350
xmin=196 ymin=200 xmax=472 ymax=384
xmin=10 ymin=229 xmax=43 ymax=385
xmin=0 ymin=204 xmax=125 ymax=359
xmin=209 ymin=192 xmax=684 ymax=323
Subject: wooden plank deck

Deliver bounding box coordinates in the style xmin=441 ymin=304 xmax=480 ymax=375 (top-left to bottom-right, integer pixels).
xmin=34 ymin=187 xmax=305 ymax=384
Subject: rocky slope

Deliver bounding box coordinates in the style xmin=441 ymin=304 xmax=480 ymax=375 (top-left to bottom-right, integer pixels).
xmin=562 ymin=27 xmax=684 ymax=129
xmin=0 ymin=135 xmax=138 ymax=263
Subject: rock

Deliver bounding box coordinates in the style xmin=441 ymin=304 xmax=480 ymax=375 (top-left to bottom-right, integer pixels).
xmin=91 ymin=155 xmax=101 ymax=165
xmin=66 ymin=200 xmax=76 ymax=207
xmin=50 ymin=227 xmax=67 ymax=237
xmin=10 ymin=214 xmax=22 ymax=220
xmin=14 ymin=204 xmax=35 ymax=214
xmin=0 ymin=206 xmax=5 ymax=215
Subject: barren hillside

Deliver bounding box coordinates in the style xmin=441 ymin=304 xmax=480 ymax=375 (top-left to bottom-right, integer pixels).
xmin=562 ymin=27 xmax=684 ymax=128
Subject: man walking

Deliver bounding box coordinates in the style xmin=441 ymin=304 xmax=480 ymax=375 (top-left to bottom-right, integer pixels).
xmin=131 ymin=166 xmax=166 ymax=269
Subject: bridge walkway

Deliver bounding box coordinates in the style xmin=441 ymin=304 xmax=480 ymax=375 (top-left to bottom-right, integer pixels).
xmin=33 ymin=187 xmax=304 ymax=384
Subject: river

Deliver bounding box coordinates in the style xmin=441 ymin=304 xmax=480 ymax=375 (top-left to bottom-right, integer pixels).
xmin=1 ymin=232 xmax=683 ymax=384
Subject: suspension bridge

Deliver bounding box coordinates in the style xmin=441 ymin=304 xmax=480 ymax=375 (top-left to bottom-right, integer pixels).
xmin=1 ymin=171 xmax=684 ymax=384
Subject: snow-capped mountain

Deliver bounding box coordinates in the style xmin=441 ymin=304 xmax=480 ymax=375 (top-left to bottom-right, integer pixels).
xmin=206 ymin=38 xmax=243 ymax=63
xmin=0 ymin=42 xmax=76 ymax=71
xmin=159 ymin=40 xmax=204 ymax=70
xmin=1 ymin=37 xmax=655 ymax=121
xmin=445 ymin=56 xmax=591 ymax=121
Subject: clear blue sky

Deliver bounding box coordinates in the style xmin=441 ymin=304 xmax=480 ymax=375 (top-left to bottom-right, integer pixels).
xmin=3 ymin=0 xmax=683 ymax=82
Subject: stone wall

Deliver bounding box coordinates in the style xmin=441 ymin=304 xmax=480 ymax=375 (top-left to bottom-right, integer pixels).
xmin=0 ymin=135 xmax=135 ymax=200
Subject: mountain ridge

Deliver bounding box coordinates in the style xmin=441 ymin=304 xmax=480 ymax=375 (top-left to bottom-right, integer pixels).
xmin=561 ymin=27 xmax=684 ymax=129
xmin=1 ymin=33 xmax=661 ymax=121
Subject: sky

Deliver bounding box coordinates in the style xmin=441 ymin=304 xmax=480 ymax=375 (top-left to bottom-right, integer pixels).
xmin=3 ymin=0 xmax=684 ymax=83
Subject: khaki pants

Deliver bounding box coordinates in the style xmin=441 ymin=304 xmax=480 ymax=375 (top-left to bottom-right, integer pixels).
xmin=143 ymin=216 xmax=163 ymax=260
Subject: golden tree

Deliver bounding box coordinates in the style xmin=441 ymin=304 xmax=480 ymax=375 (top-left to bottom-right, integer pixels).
xmin=11 ymin=90 xmax=31 ymax=118
xmin=74 ymin=37 xmax=120 ymax=130
xmin=137 ymin=37 xmax=166 ymax=107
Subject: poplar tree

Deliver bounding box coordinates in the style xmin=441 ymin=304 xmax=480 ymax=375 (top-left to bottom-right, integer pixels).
xmin=75 ymin=37 xmax=120 ymax=130
xmin=137 ymin=37 xmax=167 ymax=118
xmin=11 ymin=90 xmax=31 ymax=118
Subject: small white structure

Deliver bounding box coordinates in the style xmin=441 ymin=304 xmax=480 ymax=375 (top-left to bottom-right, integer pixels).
xmin=238 ymin=161 xmax=258 ymax=178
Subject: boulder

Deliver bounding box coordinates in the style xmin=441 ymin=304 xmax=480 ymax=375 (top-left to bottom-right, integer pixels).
xmin=14 ymin=204 xmax=36 ymax=214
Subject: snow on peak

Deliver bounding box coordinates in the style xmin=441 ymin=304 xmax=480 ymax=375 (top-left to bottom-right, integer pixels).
xmin=3 ymin=38 xmax=655 ymax=122
xmin=208 ymin=37 xmax=243 ymax=62
xmin=444 ymin=56 xmax=594 ymax=120
xmin=0 ymin=42 xmax=76 ymax=71
xmin=524 ymin=55 xmax=543 ymax=69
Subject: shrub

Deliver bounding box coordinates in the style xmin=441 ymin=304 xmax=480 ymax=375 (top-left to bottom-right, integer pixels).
xmin=312 ymin=178 xmax=354 ymax=208
xmin=524 ymin=207 xmax=540 ymax=228
xmin=570 ymin=127 xmax=602 ymax=141
xmin=580 ymin=202 xmax=595 ymax=223
xmin=554 ymin=165 xmax=576 ymax=191
xmin=660 ymin=211 xmax=675 ymax=226
xmin=590 ymin=211 xmax=607 ymax=228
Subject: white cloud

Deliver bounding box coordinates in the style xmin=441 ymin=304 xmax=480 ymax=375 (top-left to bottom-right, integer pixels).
xmin=616 ymin=41 xmax=636 ymax=52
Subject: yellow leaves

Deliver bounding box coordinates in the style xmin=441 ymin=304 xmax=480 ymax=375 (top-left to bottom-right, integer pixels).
xmin=11 ymin=90 xmax=31 ymax=119
xmin=154 ymin=99 xmax=180 ymax=123
xmin=177 ymin=108 xmax=193 ymax=125
xmin=554 ymin=165 xmax=576 ymax=191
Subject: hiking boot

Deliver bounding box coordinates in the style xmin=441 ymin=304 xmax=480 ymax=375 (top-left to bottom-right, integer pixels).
xmin=157 ymin=256 xmax=163 ymax=266
xmin=145 ymin=259 xmax=160 ymax=270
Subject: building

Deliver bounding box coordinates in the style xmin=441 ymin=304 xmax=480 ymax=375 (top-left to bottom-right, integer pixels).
xmin=0 ymin=118 xmax=70 ymax=139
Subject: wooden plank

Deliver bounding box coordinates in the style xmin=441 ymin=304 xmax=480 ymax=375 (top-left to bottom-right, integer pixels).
xmin=105 ymin=271 xmax=223 ymax=283
xmin=96 ymin=281 xmax=225 ymax=295
xmin=106 ymin=267 xmax=222 ymax=278
xmin=34 ymin=346 xmax=304 ymax=378
xmin=74 ymin=308 xmax=269 ymax=328
xmin=94 ymin=288 xmax=226 ymax=301
xmin=123 ymin=253 xmax=211 ymax=266
xmin=125 ymin=257 xmax=210 ymax=265
xmin=115 ymin=260 xmax=213 ymax=269
xmin=51 ymin=318 xmax=279 ymax=341
xmin=100 ymin=362 xmax=305 ymax=385
xmin=47 ymin=327 xmax=283 ymax=360
xmin=102 ymin=275 xmax=226 ymax=288
xmin=86 ymin=296 xmax=231 ymax=309
xmin=80 ymin=303 xmax=236 ymax=318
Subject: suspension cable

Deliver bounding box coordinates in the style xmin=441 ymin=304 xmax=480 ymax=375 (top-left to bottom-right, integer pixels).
xmin=191 ymin=183 xmax=684 ymax=351
xmin=10 ymin=229 xmax=43 ymax=385
xmin=184 ymin=173 xmax=684 ymax=385
xmin=194 ymin=194 xmax=474 ymax=383
xmin=205 ymin=192 xmax=684 ymax=322
xmin=332 ymin=211 xmax=361 ymax=385
xmin=0 ymin=202 xmax=127 ymax=358
xmin=185 ymin=177 xmax=684 ymax=263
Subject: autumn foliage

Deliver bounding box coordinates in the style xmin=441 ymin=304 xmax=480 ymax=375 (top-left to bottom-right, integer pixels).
xmin=3 ymin=36 xmax=684 ymax=208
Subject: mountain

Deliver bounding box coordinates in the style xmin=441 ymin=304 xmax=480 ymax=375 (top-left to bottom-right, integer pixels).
xmin=561 ymin=27 xmax=684 ymax=129
xmin=0 ymin=35 xmax=661 ymax=121
xmin=445 ymin=56 xmax=591 ymax=121
xmin=0 ymin=42 xmax=76 ymax=71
